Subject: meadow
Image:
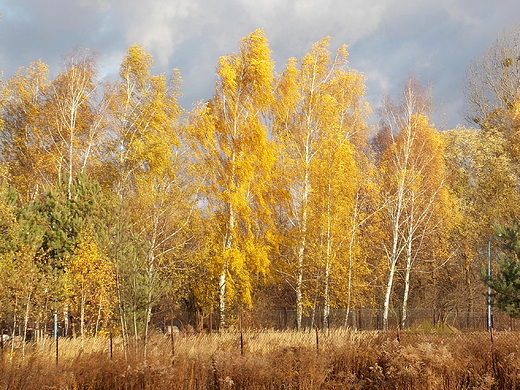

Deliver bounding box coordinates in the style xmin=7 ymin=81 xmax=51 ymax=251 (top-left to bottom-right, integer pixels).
xmin=0 ymin=328 xmax=519 ymax=389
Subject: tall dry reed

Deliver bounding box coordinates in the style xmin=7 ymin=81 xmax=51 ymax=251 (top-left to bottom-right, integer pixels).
xmin=0 ymin=329 xmax=518 ymax=389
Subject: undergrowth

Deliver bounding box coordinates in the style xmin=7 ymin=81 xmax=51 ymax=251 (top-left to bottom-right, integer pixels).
xmin=0 ymin=329 xmax=518 ymax=389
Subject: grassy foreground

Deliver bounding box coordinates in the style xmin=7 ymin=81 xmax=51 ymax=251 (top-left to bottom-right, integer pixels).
xmin=0 ymin=329 xmax=519 ymax=389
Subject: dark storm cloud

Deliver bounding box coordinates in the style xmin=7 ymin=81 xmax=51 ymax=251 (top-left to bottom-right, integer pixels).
xmin=1 ymin=0 xmax=519 ymax=128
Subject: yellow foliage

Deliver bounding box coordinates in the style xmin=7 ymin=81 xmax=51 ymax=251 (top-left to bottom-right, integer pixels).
xmin=64 ymin=227 xmax=116 ymax=334
xmin=187 ymin=30 xmax=276 ymax=320
xmin=106 ymin=44 xmax=182 ymax=193
xmin=0 ymin=60 xmax=52 ymax=201
xmin=271 ymin=36 xmax=373 ymax=323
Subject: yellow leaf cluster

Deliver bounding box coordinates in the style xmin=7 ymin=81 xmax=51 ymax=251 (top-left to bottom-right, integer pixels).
xmin=64 ymin=228 xmax=116 ymax=331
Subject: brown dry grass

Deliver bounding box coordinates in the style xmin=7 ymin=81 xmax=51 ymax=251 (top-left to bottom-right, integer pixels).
xmin=0 ymin=329 xmax=519 ymax=389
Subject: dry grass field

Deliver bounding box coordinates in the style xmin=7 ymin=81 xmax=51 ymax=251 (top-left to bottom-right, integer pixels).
xmin=0 ymin=329 xmax=519 ymax=389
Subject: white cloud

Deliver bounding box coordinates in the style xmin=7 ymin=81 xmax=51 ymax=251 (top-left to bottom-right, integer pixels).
xmin=77 ymin=0 xmax=112 ymax=12
xmin=2 ymin=0 xmax=520 ymax=127
xmin=109 ymin=0 xmax=199 ymax=66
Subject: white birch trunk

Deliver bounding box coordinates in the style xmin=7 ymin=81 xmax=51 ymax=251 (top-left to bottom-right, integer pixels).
xmin=382 ymin=93 xmax=414 ymax=330
xmin=22 ymin=294 xmax=31 ymax=357
xmin=219 ymin=268 xmax=227 ymax=329
xmin=144 ymin=221 xmax=158 ymax=357
xmin=296 ymin=169 xmax=310 ymax=330
xmin=401 ymin=225 xmax=414 ymax=329
xmin=383 ymin=185 xmax=406 ymax=330
xmin=63 ymin=303 xmax=69 ymax=337
xmin=295 ymin=224 xmax=306 ymax=330
xmin=219 ymin=204 xmax=235 ymax=330
xmin=322 ymin=183 xmax=332 ymax=330
xmin=80 ymin=292 xmax=86 ymax=349
xmin=344 ymin=195 xmax=361 ymax=328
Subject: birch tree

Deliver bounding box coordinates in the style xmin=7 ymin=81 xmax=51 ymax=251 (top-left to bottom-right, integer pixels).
xmin=44 ymin=48 xmax=103 ymax=199
xmin=443 ymin=126 xmax=520 ymax=312
xmin=465 ymin=23 xmax=520 ymax=125
xmin=0 ymin=49 xmax=104 ymax=201
xmin=0 ymin=60 xmax=51 ymax=201
xmin=187 ymin=29 xmax=276 ymax=328
xmin=378 ymin=76 xmax=456 ymax=329
xmin=272 ymin=38 xmax=370 ymax=329
xmin=104 ymin=44 xmax=188 ymax=351
xmin=64 ymin=226 xmax=115 ymax=341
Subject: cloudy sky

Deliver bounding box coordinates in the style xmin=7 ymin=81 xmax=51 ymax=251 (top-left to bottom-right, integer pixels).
xmin=0 ymin=0 xmax=519 ymax=129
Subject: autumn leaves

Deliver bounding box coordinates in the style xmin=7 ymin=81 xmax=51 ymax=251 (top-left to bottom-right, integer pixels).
xmin=0 ymin=28 xmax=457 ymax=337
xmin=189 ymin=30 xmax=450 ymax=330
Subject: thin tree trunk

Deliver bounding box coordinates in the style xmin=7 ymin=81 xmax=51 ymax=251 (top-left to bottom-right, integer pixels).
xmin=219 ymin=204 xmax=235 ymax=330
xmin=95 ymin=297 xmax=102 ymax=337
xmin=295 ymin=239 xmax=306 ymax=329
xmin=296 ymin=169 xmax=310 ymax=330
xmin=322 ymin=258 xmax=330 ymax=329
xmin=323 ymin=183 xmax=332 ymax=330
xmin=219 ymin=268 xmax=227 ymax=330
xmin=383 ymin=263 xmax=397 ymax=331
xmin=80 ymin=292 xmax=86 ymax=349
xmin=383 ymin=195 xmax=405 ymax=331
xmin=400 ymin=192 xmax=437 ymax=329
xmin=383 ymin=181 xmax=406 ymax=331
xmin=344 ymin=192 xmax=384 ymax=329
xmin=22 ymin=293 xmax=32 ymax=357
xmin=133 ymin=309 xmax=138 ymax=354
xmin=115 ymin=262 xmax=129 ymax=358
xmin=311 ymin=271 xmax=321 ymax=329
xmin=63 ymin=303 xmax=69 ymax=337
xmin=144 ymin=210 xmax=160 ymax=358
xmin=68 ymin=126 xmax=74 ymax=199
xmin=344 ymin=231 xmax=357 ymax=329
xmin=113 ymin=202 xmax=129 ymax=357
xmin=401 ymin=245 xmax=413 ymax=329
xmin=144 ymin=304 xmax=152 ymax=358
xmin=130 ymin=253 xmax=140 ymax=356
xmin=144 ymin=251 xmax=155 ymax=358
xmin=11 ymin=297 xmax=18 ymax=354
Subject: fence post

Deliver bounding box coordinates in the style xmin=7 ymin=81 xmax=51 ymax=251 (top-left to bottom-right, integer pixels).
xmin=315 ymin=326 xmax=319 ymax=353
xmin=239 ymin=314 xmax=244 ymax=356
